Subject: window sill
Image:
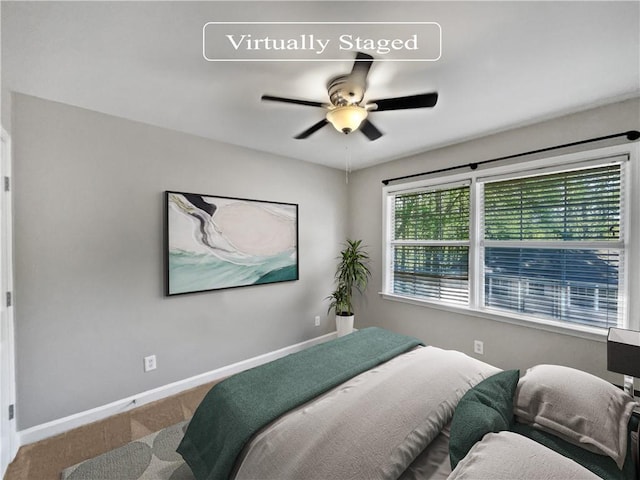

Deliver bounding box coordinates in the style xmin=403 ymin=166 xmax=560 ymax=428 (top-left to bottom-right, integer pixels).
xmin=379 ymin=292 xmax=608 ymax=342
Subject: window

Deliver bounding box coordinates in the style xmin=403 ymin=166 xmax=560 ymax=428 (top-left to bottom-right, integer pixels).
xmin=481 ymin=164 xmax=623 ymax=329
xmin=391 ymin=183 xmax=470 ymax=304
xmin=383 ymin=147 xmax=635 ymax=333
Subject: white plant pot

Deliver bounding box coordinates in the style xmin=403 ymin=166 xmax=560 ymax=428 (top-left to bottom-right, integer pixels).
xmin=336 ymin=314 xmax=355 ymax=337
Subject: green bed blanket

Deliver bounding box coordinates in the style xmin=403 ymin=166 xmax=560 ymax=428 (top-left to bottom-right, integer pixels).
xmin=176 ymin=327 xmax=424 ymax=480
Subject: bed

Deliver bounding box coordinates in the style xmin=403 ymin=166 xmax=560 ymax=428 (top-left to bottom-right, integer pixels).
xmin=177 ymin=327 xmax=639 ymax=480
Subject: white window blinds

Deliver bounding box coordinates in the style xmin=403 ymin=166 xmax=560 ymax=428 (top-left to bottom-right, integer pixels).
xmin=481 ymin=161 xmax=625 ymax=329
xmin=390 ymin=183 xmax=470 ymax=305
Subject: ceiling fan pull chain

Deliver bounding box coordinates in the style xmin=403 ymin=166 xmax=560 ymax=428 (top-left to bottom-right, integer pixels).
xmin=345 ymin=146 xmax=351 ymax=184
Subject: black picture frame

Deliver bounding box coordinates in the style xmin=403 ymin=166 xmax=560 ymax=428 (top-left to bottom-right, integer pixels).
xmin=165 ymin=191 xmax=299 ymax=296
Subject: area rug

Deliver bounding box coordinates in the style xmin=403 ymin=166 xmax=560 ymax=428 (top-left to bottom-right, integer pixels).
xmin=60 ymin=420 xmax=194 ymax=480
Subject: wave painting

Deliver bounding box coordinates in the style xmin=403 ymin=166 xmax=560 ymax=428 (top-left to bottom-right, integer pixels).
xmin=166 ymin=192 xmax=298 ymax=295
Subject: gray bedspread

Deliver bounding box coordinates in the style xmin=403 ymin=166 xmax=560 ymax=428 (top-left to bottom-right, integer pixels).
xmin=234 ymin=346 xmax=499 ymax=480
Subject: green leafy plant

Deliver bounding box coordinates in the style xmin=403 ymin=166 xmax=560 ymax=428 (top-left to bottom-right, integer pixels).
xmin=326 ymin=282 xmax=350 ymax=317
xmin=327 ymin=239 xmax=371 ymax=316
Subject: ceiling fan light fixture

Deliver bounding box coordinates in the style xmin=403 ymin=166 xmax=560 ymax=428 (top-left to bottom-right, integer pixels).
xmin=326 ymin=105 xmax=368 ymax=134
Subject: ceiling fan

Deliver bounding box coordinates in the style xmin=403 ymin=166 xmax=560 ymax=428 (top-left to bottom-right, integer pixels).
xmin=261 ymin=52 xmax=438 ymax=141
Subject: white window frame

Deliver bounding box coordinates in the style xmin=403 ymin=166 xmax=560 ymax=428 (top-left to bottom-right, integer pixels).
xmin=382 ymin=143 xmax=640 ymax=340
xmin=386 ymin=180 xmax=471 ymax=305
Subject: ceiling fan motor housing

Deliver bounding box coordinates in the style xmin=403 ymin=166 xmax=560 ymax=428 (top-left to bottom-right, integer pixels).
xmin=327 ymin=75 xmax=365 ymax=106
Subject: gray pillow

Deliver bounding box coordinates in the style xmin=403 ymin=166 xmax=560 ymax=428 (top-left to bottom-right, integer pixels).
xmin=449 ymin=431 xmax=601 ymax=480
xmin=514 ymin=364 xmax=637 ymax=469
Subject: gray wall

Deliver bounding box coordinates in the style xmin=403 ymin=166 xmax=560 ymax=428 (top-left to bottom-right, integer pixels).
xmin=11 ymin=92 xmax=640 ymax=430
xmin=12 ymin=93 xmax=348 ymax=429
xmin=348 ymin=97 xmax=640 ymax=384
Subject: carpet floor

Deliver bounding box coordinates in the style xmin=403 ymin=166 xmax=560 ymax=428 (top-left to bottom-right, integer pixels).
xmin=3 ymin=381 xmax=217 ymax=480
xmin=60 ymin=421 xmax=193 ymax=480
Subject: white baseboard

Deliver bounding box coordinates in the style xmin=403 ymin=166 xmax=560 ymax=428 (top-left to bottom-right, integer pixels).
xmin=17 ymin=331 xmax=337 ymax=447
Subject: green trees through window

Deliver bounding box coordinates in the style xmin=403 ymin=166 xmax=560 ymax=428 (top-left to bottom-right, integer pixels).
xmin=392 ymin=185 xmax=470 ymax=305
xmin=386 ymin=159 xmax=627 ymax=330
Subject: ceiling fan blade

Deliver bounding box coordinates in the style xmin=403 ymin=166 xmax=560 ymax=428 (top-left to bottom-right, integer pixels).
xmin=349 ymin=52 xmax=374 ymax=84
xmin=360 ymin=119 xmax=383 ymax=141
xmin=294 ymin=119 xmax=329 ymax=139
xmin=261 ymin=95 xmax=325 ymax=108
xmin=370 ymin=92 xmax=439 ymax=111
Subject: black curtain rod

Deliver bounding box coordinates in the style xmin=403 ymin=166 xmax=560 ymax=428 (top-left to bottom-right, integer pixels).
xmin=381 ymin=130 xmax=640 ymax=186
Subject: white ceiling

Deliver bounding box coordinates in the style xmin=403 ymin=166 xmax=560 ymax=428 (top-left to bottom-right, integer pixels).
xmin=2 ymin=1 xmax=639 ymax=170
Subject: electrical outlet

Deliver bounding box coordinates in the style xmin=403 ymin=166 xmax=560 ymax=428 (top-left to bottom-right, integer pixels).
xmin=314 ymin=315 xmax=321 ymax=327
xmin=144 ymin=355 xmax=157 ymax=372
xmin=473 ymin=340 xmax=484 ymax=355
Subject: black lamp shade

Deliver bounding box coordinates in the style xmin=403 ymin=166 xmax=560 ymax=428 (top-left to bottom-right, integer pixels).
xmin=607 ymin=327 xmax=640 ymax=377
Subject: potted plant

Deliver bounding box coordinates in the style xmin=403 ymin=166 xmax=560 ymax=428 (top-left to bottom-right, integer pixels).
xmin=327 ymin=239 xmax=371 ymax=336
xmin=326 ymin=281 xmax=350 ymax=334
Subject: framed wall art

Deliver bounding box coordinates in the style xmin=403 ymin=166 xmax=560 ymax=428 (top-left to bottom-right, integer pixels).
xmin=165 ymin=191 xmax=299 ymax=295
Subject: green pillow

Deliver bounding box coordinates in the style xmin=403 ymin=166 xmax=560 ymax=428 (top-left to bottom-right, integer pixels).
xmin=449 ymin=369 xmax=520 ymax=469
